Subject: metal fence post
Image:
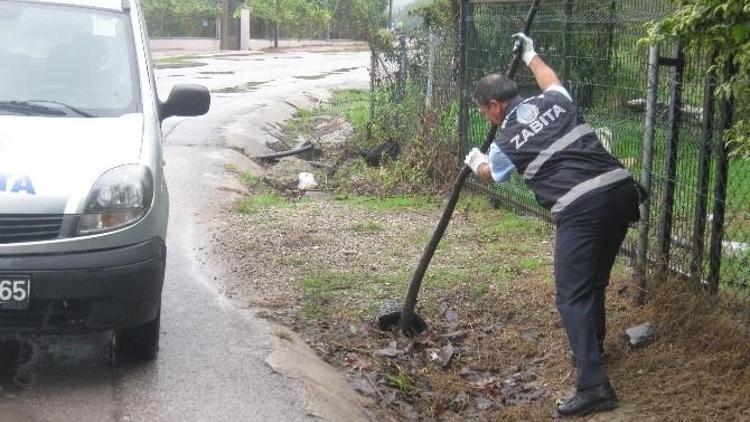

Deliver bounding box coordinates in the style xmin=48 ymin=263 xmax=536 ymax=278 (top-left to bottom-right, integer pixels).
xmin=457 ymin=0 xmax=470 ymax=160
xmin=656 ymin=43 xmax=685 ymax=280
xmin=368 ymin=43 xmax=377 ymax=141
xmin=426 ymin=30 xmax=437 ymax=108
xmin=398 ymin=33 xmax=407 ymax=104
xmin=689 ymin=50 xmax=718 ymax=284
xmin=562 ymin=0 xmax=572 ymax=85
xmin=707 ymin=57 xmax=735 ymax=293
xmin=635 ymin=44 xmax=660 ymax=305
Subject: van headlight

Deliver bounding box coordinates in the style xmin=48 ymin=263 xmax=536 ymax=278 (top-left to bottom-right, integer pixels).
xmin=77 ymin=165 xmax=154 ymax=235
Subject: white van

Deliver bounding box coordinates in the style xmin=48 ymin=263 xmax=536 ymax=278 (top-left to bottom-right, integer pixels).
xmin=0 ymin=0 xmax=210 ymax=359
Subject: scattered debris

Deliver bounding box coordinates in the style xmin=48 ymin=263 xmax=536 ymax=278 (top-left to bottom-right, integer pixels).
xmin=344 ymin=353 xmax=374 ymax=371
xmin=500 ymin=371 xmax=547 ymax=406
xmin=449 ymin=392 xmax=471 ymax=412
xmin=298 ymin=172 xmax=318 ymax=190
xmin=359 ymin=140 xmax=401 ymax=167
xmin=625 ymin=322 xmax=655 ymax=349
xmin=443 ymin=309 xmax=461 ymax=331
xmin=427 ymin=343 xmax=455 ymax=368
xmin=253 ymin=142 xmax=317 ymax=162
xmin=375 ymin=341 xmax=402 ymax=358
xmin=348 ymin=372 xmax=379 ymax=397
xmin=442 ymin=330 xmax=468 ymax=342
xmin=262 ymin=157 xmax=316 ymax=191
xmin=474 ymin=396 xmax=495 ymax=411
xmin=377 ymin=300 xmax=403 ymax=331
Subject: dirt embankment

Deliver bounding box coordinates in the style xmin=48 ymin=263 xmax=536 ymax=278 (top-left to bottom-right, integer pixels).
xmin=214 ymin=116 xmax=750 ymax=421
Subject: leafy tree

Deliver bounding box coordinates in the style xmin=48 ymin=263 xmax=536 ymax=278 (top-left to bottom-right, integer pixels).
xmin=246 ymin=0 xmax=332 ymax=46
xmin=346 ymin=0 xmax=389 ymax=41
xmin=407 ymin=0 xmax=458 ymax=31
xmin=247 ymin=0 xmax=386 ymax=43
xmin=643 ymin=1 xmax=750 ymax=157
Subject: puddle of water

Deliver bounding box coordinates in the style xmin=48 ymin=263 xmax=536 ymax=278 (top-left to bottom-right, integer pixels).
xmin=294 ymin=74 xmax=329 ymax=80
xmin=211 ymin=81 xmax=267 ymax=94
xmin=199 ymin=71 xmax=235 ymax=75
xmin=294 ymin=67 xmax=360 ymax=80
xmin=155 ymin=62 xmax=207 ymax=70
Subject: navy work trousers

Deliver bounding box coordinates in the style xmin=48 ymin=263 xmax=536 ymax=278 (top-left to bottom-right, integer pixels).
xmin=553 ymin=180 xmax=640 ymax=390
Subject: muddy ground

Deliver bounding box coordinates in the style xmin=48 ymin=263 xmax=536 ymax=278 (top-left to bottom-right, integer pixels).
xmin=213 ymin=118 xmax=750 ymax=421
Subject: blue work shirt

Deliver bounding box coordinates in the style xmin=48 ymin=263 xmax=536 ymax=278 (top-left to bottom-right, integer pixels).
xmin=488 ymin=85 xmax=574 ymax=184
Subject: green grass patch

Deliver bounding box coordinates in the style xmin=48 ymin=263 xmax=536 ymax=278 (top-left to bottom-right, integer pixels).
xmin=520 ymin=257 xmax=548 ymax=273
xmin=329 ymin=89 xmax=370 ymax=132
xmin=300 ymin=271 xmax=368 ymax=318
xmin=335 ymin=195 xmax=438 ymax=211
xmin=456 ymin=193 xmax=497 ymax=214
xmin=478 ymin=213 xmax=549 ymax=240
xmin=425 ymin=268 xmax=466 ymax=289
xmin=280 ymin=89 xmax=370 ymax=146
xmin=240 ymin=171 xmax=264 ymax=190
xmin=384 ymin=370 xmax=415 ymax=394
xmin=350 ymin=221 xmax=384 ymax=233
xmin=299 ymin=270 xmax=415 ymax=318
xmin=235 ymin=193 xmax=285 ymax=215
xmin=470 ymin=282 xmax=490 ymax=299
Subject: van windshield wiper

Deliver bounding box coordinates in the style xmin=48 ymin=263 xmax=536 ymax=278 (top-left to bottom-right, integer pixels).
xmin=0 ymin=100 xmax=66 ymax=116
xmin=24 ymin=100 xmax=95 ymax=118
xmin=0 ymin=100 xmax=95 ymax=117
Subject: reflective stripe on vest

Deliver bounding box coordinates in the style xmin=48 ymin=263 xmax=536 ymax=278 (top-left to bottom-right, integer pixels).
xmin=551 ymin=168 xmax=631 ymax=214
xmin=523 ymin=124 xmax=594 ymax=180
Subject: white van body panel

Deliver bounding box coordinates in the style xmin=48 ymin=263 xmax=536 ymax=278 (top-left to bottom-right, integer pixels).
xmin=0 ymin=0 xmax=170 ymax=255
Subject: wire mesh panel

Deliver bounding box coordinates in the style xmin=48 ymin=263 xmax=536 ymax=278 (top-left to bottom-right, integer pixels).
xmin=459 ymin=0 xmax=749 ymax=288
xmin=369 ymin=26 xmax=461 ymax=178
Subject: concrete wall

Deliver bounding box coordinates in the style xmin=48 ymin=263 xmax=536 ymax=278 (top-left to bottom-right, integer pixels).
xmin=150 ymin=37 xmax=364 ymax=53
xmin=150 ymin=38 xmax=220 ymax=52
xmin=248 ymin=39 xmax=365 ymax=50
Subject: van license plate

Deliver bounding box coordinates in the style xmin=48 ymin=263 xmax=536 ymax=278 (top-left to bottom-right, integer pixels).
xmin=0 ymin=275 xmax=31 ymax=310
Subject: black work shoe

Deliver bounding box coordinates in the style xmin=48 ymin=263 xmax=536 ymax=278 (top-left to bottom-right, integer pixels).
xmin=557 ymin=383 xmax=618 ymax=417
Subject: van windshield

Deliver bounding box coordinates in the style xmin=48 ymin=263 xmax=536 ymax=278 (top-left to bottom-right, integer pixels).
xmin=0 ymin=2 xmax=140 ymax=117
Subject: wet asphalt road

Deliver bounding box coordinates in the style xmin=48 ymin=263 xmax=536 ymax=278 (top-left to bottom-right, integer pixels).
xmin=0 ymin=49 xmax=370 ymax=421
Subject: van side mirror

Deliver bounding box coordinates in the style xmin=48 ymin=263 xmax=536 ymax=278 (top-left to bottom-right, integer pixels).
xmin=159 ymin=84 xmax=210 ymax=121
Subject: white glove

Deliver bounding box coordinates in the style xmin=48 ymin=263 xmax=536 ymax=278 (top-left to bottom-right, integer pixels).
xmin=464 ymin=148 xmax=489 ymax=174
xmin=512 ymin=32 xmax=537 ymax=66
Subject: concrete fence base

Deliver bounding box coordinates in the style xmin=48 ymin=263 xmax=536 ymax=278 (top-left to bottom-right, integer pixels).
xmin=150 ymin=38 xmax=220 ymax=52
xmin=149 ymin=38 xmax=365 ymax=53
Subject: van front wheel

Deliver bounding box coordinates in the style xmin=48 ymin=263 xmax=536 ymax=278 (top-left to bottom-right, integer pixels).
xmin=115 ymin=310 xmax=160 ymax=361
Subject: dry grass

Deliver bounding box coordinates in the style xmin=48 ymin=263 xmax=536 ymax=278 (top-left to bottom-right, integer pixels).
xmin=214 ymin=189 xmax=750 ymax=421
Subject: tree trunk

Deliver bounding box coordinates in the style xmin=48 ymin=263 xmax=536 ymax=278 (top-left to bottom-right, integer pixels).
xmin=273 ymin=23 xmax=279 ymax=48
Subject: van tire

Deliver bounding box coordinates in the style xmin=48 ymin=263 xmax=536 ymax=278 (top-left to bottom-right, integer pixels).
xmin=115 ymin=309 xmax=160 ymax=361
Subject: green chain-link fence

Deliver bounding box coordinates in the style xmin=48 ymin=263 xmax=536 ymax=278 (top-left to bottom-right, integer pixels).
xmin=459 ymin=0 xmax=748 ymax=290
xmin=369 ymin=0 xmax=749 ymax=290
xmin=368 ymin=26 xmax=461 ymax=184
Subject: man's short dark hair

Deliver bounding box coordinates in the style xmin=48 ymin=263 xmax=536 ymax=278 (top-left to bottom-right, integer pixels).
xmin=472 ymin=74 xmax=519 ymax=106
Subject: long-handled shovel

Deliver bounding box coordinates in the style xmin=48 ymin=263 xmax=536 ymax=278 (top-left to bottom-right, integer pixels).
xmin=378 ymin=0 xmax=542 ymax=336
